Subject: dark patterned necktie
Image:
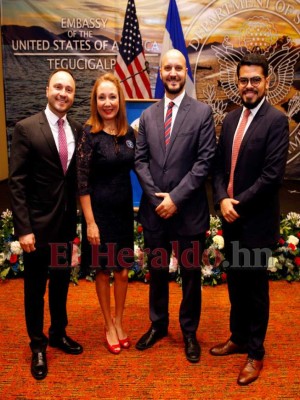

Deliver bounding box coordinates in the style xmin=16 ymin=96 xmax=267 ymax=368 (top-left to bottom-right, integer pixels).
xmin=164 ymin=101 xmax=174 ymax=145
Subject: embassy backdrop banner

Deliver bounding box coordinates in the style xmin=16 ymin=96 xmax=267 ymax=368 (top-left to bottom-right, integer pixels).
xmin=1 ymin=0 xmax=300 ymax=179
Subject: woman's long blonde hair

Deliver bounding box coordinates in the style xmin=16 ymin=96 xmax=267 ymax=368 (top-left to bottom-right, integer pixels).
xmin=86 ymin=73 xmax=128 ymax=136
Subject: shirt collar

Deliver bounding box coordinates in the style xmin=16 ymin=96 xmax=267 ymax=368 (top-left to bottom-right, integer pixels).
xmin=164 ymin=90 xmax=186 ymax=109
xmin=243 ymin=97 xmax=266 ymax=118
xmin=45 ymin=104 xmax=67 ymax=126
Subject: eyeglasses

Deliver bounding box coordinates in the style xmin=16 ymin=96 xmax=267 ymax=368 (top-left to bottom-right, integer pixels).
xmin=238 ymin=76 xmax=263 ymax=87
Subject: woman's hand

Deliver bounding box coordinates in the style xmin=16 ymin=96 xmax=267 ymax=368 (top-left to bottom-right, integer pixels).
xmin=87 ymin=222 xmax=100 ymax=245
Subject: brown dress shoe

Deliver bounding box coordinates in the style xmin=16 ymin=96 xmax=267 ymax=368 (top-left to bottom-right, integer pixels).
xmin=237 ymin=357 xmax=263 ymax=385
xmin=209 ymin=339 xmax=247 ymax=356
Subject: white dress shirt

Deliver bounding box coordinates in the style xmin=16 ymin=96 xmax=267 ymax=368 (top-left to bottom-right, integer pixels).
xmin=45 ymin=105 xmax=75 ymax=168
xmin=164 ymin=91 xmax=186 ymax=136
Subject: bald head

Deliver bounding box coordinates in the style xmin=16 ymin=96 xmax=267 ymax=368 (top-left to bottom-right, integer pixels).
xmin=161 ymin=49 xmax=186 ymax=68
xmin=160 ymin=49 xmax=187 ymax=98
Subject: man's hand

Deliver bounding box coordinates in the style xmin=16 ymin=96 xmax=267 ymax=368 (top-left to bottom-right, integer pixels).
xmin=87 ymin=222 xmax=100 ymax=245
xmin=19 ymin=233 xmax=36 ymax=253
xmin=155 ymin=193 xmax=177 ymax=219
xmin=220 ymin=198 xmax=240 ymax=223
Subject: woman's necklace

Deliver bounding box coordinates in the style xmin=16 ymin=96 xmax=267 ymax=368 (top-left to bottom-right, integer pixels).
xmin=103 ymin=125 xmax=119 ymax=154
xmin=104 ymin=126 xmax=117 ymax=136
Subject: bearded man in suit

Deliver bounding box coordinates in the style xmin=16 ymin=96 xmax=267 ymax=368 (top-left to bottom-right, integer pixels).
xmin=211 ymin=53 xmax=289 ymax=385
xmin=135 ymin=49 xmax=216 ymax=363
xmin=9 ymin=69 xmax=83 ymax=380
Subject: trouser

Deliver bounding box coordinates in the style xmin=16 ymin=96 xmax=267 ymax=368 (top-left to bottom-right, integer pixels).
xmin=143 ymin=228 xmax=205 ymax=337
xmin=23 ymin=246 xmax=71 ymax=353
xmin=226 ymin=246 xmax=270 ymax=360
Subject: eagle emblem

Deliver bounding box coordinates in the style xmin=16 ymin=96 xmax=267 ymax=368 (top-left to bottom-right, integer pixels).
xmin=211 ymin=17 xmax=300 ymax=106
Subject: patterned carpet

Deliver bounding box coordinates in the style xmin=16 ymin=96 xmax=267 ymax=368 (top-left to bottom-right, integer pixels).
xmin=0 ymin=278 xmax=299 ymax=399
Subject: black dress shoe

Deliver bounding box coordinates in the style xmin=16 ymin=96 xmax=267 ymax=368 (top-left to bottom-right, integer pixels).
xmin=135 ymin=327 xmax=168 ymax=351
xmin=31 ymin=351 xmax=48 ymax=380
xmin=184 ymin=336 xmax=201 ymax=363
xmin=49 ymin=335 xmax=83 ymax=355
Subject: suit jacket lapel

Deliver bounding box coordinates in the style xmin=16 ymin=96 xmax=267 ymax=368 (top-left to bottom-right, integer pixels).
xmin=165 ymin=94 xmax=191 ymax=160
xmin=238 ymin=100 xmax=268 ymax=157
xmin=155 ymin=100 xmax=166 ymax=154
xmin=39 ymin=111 xmax=79 ymax=175
xmin=39 ymin=112 xmax=61 ymax=165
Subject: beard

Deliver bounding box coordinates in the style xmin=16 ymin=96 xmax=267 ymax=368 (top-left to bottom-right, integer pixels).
xmin=241 ymin=90 xmax=264 ymax=109
xmin=163 ymin=79 xmax=186 ymax=96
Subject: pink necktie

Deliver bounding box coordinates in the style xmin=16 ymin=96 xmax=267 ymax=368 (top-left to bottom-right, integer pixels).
xmin=227 ymin=108 xmax=251 ymax=198
xmin=58 ymin=118 xmax=68 ymax=174
xmin=164 ymin=101 xmax=174 ymax=145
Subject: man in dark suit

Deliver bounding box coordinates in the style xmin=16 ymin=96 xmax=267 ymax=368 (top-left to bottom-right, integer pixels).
xmin=135 ymin=49 xmax=216 ymax=363
xmin=9 ymin=69 xmax=83 ymax=380
xmin=211 ymin=53 xmax=289 ymax=385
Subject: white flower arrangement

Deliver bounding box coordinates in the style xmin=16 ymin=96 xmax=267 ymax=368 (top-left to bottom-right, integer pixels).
xmin=212 ymin=234 xmax=225 ymax=249
xmin=269 ymin=212 xmax=300 ymax=281
xmin=1 ymin=210 xmax=300 ymax=284
xmin=267 ymin=256 xmax=280 ymax=273
xmin=0 ymin=209 xmax=24 ymax=279
xmin=287 ymin=235 xmax=299 ymax=246
xmin=10 ymin=241 xmax=23 ymax=255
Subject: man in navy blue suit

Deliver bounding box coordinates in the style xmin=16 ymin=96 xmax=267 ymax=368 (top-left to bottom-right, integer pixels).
xmin=211 ymin=53 xmax=289 ymax=385
xmin=135 ymin=49 xmax=216 ymax=363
